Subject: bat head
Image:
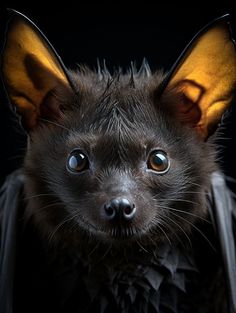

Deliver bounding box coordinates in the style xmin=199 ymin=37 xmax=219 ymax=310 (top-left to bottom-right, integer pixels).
xmin=1 ymin=10 xmax=236 ymax=247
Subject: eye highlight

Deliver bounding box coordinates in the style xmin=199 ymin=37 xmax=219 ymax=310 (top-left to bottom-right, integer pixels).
xmin=67 ymin=150 xmax=89 ymax=173
xmin=147 ymin=150 xmax=170 ymax=173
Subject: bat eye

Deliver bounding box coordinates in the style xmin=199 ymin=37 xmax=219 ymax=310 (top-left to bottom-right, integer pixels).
xmin=67 ymin=150 xmax=89 ymax=173
xmin=147 ymin=150 xmax=170 ymax=173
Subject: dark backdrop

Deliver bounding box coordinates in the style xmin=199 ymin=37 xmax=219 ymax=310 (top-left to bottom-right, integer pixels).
xmin=0 ymin=2 xmax=235 ymax=189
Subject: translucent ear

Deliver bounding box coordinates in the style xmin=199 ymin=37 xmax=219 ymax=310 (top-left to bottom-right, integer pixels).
xmin=161 ymin=15 xmax=236 ymax=139
xmin=2 ymin=10 xmax=73 ymax=130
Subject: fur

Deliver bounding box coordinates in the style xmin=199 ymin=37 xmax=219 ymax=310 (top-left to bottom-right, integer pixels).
xmin=22 ymin=65 xmax=216 ymax=249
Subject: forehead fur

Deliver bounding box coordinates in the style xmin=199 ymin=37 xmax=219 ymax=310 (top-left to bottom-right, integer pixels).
xmin=60 ymin=63 xmax=166 ymax=135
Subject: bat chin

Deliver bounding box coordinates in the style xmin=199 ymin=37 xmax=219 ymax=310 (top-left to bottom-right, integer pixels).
xmin=78 ymin=218 xmax=139 ymax=242
xmin=92 ymin=224 xmax=152 ymax=245
xmin=105 ymin=225 xmax=137 ymax=240
xmin=74 ymin=214 xmax=154 ymax=244
xmin=90 ymin=224 xmax=139 ymax=242
xmin=93 ymin=223 xmax=166 ymax=246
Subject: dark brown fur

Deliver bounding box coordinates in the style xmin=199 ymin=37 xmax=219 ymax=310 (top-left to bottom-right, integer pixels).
xmin=22 ymin=65 xmax=217 ymax=249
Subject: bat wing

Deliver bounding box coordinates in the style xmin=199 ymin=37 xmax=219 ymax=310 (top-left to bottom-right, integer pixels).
xmin=0 ymin=170 xmax=25 ymax=313
xmin=209 ymin=171 xmax=236 ymax=313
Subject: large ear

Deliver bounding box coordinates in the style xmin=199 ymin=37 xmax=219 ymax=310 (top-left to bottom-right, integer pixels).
xmin=160 ymin=14 xmax=236 ymax=139
xmin=1 ymin=10 xmax=74 ymax=130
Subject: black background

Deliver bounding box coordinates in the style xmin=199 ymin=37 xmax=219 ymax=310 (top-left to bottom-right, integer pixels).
xmin=0 ymin=2 xmax=236 ymax=189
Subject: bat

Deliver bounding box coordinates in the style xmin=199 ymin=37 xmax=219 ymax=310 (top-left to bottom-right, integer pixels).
xmin=0 ymin=9 xmax=236 ymax=313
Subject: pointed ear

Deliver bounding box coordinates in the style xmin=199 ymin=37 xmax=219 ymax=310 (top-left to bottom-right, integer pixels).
xmin=1 ymin=10 xmax=74 ymax=130
xmin=160 ymin=15 xmax=236 ymax=139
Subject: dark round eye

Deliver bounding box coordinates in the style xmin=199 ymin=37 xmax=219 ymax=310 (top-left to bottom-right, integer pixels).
xmin=147 ymin=150 xmax=170 ymax=173
xmin=67 ymin=150 xmax=89 ymax=173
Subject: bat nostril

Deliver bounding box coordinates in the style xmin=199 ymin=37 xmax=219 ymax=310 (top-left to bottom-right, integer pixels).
xmin=104 ymin=202 xmax=117 ymax=220
xmin=120 ymin=199 xmax=136 ymax=220
xmin=124 ymin=205 xmax=133 ymax=215
xmin=103 ymin=198 xmax=136 ymax=221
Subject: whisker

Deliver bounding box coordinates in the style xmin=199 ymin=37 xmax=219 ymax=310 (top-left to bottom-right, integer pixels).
xmin=158 ymin=204 xmax=211 ymax=223
xmin=136 ymin=239 xmax=150 ymax=253
xmin=147 ymin=215 xmax=172 ymax=246
xmin=88 ymin=241 xmax=101 ymax=258
xmin=168 ymin=210 xmax=216 ymax=251
xmin=145 ymin=231 xmax=158 ymax=248
xmin=159 ymin=198 xmax=200 ymax=206
xmin=34 ymin=201 xmax=63 ymax=212
xmin=175 ymin=190 xmax=209 ymax=196
xmin=38 ymin=117 xmax=70 ymax=131
xmin=160 ymin=213 xmax=192 ymax=247
xmin=154 ymin=223 xmax=172 ymax=246
xmin=155 ymin=217 xmax=186 ymax=248
xmin=95 ymin=244 xmax=113 ymax=264
xmin=23 ymin=193 xmax=56 ymax=200
xmin=152 ymin=192 xmax=201 ymax=206
xmin=186 ymin=181 xmax=203 ymax=188
xmin=24 ymin=201 xmax=64 ymax=221
xmin=48 ymin=214 xmax=76 ymax=244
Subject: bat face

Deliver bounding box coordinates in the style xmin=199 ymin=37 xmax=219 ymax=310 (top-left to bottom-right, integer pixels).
xmin=1 ymin=11 xmax=236 ymax=248
xmin=23 ymin=70 xmax=215 ymax=245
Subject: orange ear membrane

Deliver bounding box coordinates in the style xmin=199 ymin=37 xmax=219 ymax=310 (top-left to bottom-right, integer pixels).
xmin=163 ymin=16 xmax=236 ymax=139
xmin=2 ymin=11 xmax=71 ymax=130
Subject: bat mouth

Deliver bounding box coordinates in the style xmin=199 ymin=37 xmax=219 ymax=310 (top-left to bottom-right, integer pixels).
xmin=75 ymin=215 xmax=140 ymax=240
xmin=105 ymin=225 xmax=137 ymax=239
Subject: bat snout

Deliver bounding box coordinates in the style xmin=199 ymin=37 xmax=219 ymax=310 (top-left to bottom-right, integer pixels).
xmin=102 ymin=198 xmax=136 ymax=222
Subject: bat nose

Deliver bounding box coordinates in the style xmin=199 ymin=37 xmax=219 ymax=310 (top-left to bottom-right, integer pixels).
xmin=103 ymin=198 xmax=136 ymax=221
